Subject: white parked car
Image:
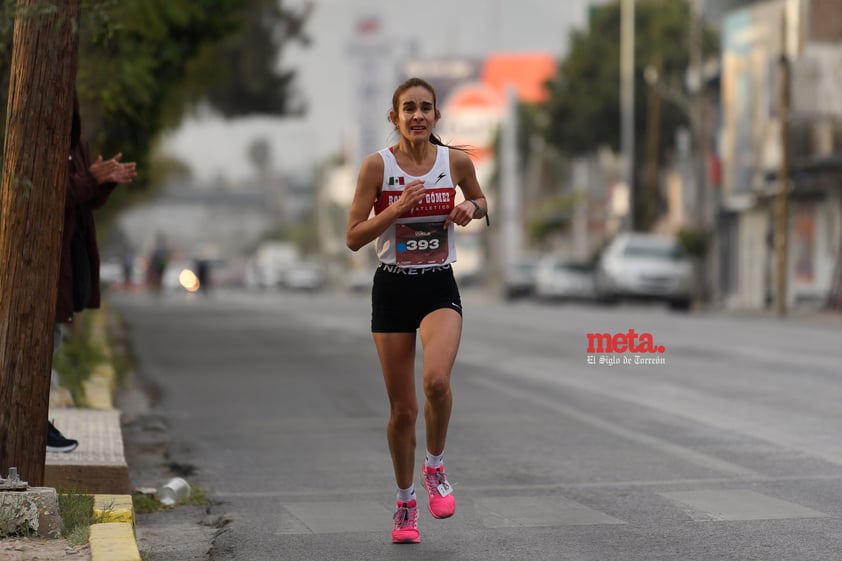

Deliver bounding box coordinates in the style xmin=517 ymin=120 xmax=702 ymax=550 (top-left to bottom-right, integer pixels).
xmin=99 ymin=259 xmax=124 ymax=286
xmin=345 ymin=268 xmax=373 ymax=293
xmin=282 ymin=263 xmax=325 ymax=291
xmin=533 ymin=258 xmax=595 ymax=301
xmin=503 ymin=258 xmax=540 ymax=300
xmin=594 ymin=233 xmax=693 ymax=311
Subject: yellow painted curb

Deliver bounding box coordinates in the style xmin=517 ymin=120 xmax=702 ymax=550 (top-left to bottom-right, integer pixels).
xmin=92 ymin=362 xmax=116 ymax=385
xmin=93 ymin=494 xmax=135 ymax=527
xmin=89 ymin=309 xmax=110 ymax=346
xmin=89 ymin=522 xmax=141 ymax=561
xmin=82 ymin=375 xmax=113 ymax=410
xmin=86 ymin=310 xmax=141 ymax=561
xmin=80 ymin=308 xmax=117 ymax=411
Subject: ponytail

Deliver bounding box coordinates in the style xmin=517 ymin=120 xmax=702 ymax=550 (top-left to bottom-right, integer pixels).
xmin=430 ymin=133 xmax=472 ymax=155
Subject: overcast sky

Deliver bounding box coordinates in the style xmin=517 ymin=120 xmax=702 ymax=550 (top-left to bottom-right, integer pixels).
xmin=163 ymin=0 xmax=596 ymax=183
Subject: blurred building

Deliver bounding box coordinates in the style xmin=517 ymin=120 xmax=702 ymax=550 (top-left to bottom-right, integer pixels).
xmin=717 ymin=0 xmax=842 ymax=310
xmin=560 ymin=0 xmax=842 ymax=312
xmin=116 ymin=179 xmax=275 ymax=267
xmin=706 ymin=0 xmax=770 ymax=19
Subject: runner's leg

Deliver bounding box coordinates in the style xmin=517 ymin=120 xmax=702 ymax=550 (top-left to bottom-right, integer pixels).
xmin=418 ymin=308 xmax=462 ymax=456
xmin=373 ymin=332 xmax=418 ymax=489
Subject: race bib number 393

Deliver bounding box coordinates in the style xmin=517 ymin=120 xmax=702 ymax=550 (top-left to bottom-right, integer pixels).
xmin=395 ymin=221 xmax=448 ymax=266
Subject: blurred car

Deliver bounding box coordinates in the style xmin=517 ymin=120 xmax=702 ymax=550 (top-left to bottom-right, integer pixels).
xmin=594 ymin=233 xmax=692 ymax=311
xmin=282 ymin=262 xmax=325 ymax=291
xmin=533 ymin=258 xmax=595 ymax=301
xmin=503 ymin=258 xmax=539 ymax=300
xmin=246 ymin=241 xmax=299 ymax=289
xmin=345 ymin=268 xmax=374 ymax=293
xmin=99 ymin=259 xmax=124 ymax=286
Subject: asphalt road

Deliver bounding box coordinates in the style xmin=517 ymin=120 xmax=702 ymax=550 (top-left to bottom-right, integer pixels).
xmin=111 ymin=287 xmax=842 ymax=561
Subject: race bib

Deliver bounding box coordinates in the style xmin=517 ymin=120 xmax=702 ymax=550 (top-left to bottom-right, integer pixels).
xmin=395 ymin=221 xmax=448 ymax=266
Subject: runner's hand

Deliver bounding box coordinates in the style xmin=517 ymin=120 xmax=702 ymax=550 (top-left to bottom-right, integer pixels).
xmin=443 ymin=200 xmax=475 ymax=229
xmin=396 ymin=180 xmax=426 ymax=214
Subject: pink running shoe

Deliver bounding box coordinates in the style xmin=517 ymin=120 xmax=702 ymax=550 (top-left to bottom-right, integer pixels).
xmin=391 ymin=499 xmax=420 ymax=544
xmin=421 ymin=464 xmax=456 ymax=519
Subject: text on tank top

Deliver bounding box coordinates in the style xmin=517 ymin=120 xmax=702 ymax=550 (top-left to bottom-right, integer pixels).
xmin=373 ymin=145 xmax=457 ymax=267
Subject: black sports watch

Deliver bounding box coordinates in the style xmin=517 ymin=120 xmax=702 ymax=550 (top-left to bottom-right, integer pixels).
xmin=468 ymin=199 xmax=490 ymax=226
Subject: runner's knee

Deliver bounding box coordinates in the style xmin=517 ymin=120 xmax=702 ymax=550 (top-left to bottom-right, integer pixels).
xmin=423 ymin=374 xmax=451 ymax=401
xmin=390 ymin=404 xmax=418 ymax=428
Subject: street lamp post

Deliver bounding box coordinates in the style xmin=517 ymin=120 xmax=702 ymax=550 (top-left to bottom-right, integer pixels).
xmin=775 ymin=12 xmax=791 ymax=317
xmin=689 ymin=0 xmax=707 ymax=231
xmin=621 ymin=0 xmax=635 ymax=231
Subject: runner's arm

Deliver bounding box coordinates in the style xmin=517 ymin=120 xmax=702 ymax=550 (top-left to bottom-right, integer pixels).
xmin=444 ymin=149 xmax=488 ymax=228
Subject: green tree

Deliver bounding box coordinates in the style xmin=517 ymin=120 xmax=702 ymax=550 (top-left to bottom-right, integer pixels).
xmin=0 ymin=0 xmax=310 ymax=481
xmin=1 ymin=0 xmax=311 ymax=192
xmin=186 ymin=0 xmax=312 ymax=118
xmin=541 ymin=0 xmax=718 ymax=229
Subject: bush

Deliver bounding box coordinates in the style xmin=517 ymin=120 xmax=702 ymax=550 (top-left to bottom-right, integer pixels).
xmin=58 ymin=492 xmax=95 ymax=546
xmin=52 ymin=315 xmax=106 ymax=407
xmin=677 ymin=226 xmax=711 ymax=258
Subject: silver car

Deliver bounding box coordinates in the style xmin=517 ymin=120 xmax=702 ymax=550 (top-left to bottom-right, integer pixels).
xmin=595 ymin=233 xmax=693 ymax=310
xmin=503 ymin=258 xmax=540 ymax=300
xmin=533 ymin=257 xmax=595 ymax=301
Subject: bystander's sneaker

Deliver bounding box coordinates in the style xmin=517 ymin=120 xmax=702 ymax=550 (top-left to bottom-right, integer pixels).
xmin=47 ymin=421 xmax=78 ymax=453
xmin=421 ymin=464 xmax=455 ymax=518
xmin=392 ymin=499 xmax=420 ymax=544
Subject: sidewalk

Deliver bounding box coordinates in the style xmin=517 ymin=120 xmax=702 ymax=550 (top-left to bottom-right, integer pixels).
xmin=0 ymin=307 xmax=142 ymax=561
xmin=696 ymin=301 xmax=842 ymax=326
xmin=45 ymin=409 xmax=129 ymax=495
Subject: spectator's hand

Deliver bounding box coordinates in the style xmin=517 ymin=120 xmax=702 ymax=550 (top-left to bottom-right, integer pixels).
xmin=89 ymin=153 xmax=137 ymax=185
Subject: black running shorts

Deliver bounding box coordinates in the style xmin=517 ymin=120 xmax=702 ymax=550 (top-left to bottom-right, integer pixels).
xmin=371 ymin=263 xmax=463 ymax=333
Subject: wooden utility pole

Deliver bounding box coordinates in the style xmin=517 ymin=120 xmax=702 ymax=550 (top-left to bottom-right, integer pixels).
xmin=690 ymin=0 xmax=706 ymax=230
xmin=0 ymin=0 xmax=81 ymax=485
xmin=775 ymin=13 xmax=790 ymax=317
xmin=690 ymin=0 xmax=709 ymax=304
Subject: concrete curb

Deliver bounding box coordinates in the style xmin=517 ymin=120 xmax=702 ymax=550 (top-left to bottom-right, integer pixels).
xmin=89 ymin=522 xmax=140 ymax=561
xmin=93 ymin=494 xmax=135 ymax=526
xmin=85 ymin=307 xmax=142 ymax=561
xmin=85 ymin=308 xmax=116 ymax=411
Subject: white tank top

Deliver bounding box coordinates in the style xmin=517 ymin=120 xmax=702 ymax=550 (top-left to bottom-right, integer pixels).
xmin=373 ymin=145 xmax=457 ymax=268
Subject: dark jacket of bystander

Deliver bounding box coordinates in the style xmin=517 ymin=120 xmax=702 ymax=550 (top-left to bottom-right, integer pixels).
xmin=55 ymin=97 xmax=116 ymax=323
